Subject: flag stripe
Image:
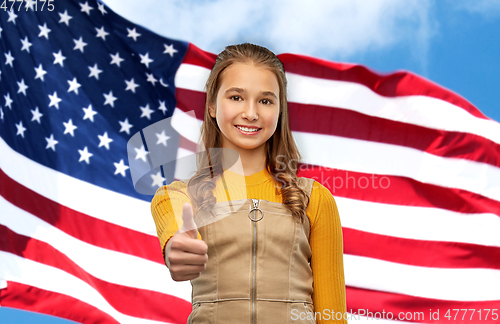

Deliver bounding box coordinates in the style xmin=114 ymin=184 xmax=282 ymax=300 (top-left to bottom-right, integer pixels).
xmin=344 ymin=254 xmax=500 ymax=302
xmin=300 ymin=167 xmax=500 ymax=216
xmin=0 ymin=167 xmax=162 ymax=264
xmin=0 ymin=195 xmax=191 ymax=300
xmin=0 ymin=251 xmax=175 ymax=324
xmin=336 ymin=196 xmax=500 ymax=247
xmin=0 ymin=225 xmax=190 ymax=323
xmin=343 ymin=228 xmax=500 ymax=270
xmin=0 ymin=281 xmax=120 ymax=324
xmin=346 ymin=286 xmax=500 ymax=324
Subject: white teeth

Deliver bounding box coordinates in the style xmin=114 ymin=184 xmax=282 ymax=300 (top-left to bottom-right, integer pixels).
xmin=236 ymin=126 xmax=259 ymax=132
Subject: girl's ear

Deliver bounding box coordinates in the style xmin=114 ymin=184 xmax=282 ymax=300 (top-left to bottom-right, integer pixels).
xmin=208 ymin=103 xmax=216 ymax=118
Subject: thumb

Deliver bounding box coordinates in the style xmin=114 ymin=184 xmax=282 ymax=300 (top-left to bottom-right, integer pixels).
xmin=179 ymin=203 xmax=197 ymax=239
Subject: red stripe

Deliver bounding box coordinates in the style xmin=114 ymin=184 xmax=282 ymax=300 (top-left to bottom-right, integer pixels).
xmin=182 ymin=43 xmax=216 ymax=68
xmin=0 ymin=167 xmax=164 ymax=265
xmin=175 ymin=88 xmax=500 ymax=168
xmin=343 ymin=228 xmax=500 ymax=270
xmin=0 ymin=226 xmax=191 ymax=323
xmin=180 ymin=45 xmax=488 ymax=120
xmin=288 ymin=101 xmax=500 ymax=168
xmin=346 ymin=286 xmax=500 ymax=323
xmin=278 ymin=53 xmax=489 ymax=120
xmin=297 ymin=166 xmax=500 ymax=217
xmin=0 ymin=281 xmax=119 ymax=324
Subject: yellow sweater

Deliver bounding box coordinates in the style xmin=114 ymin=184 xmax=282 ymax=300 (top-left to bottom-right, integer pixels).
xmin=150 ymin=168 xmax=347 ymax=323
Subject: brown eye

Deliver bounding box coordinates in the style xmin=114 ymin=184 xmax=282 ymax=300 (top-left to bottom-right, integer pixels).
xmin=230 ymin=96 xmax=241 ymax=101
xmin=260 ymin=99 xmax=273 ymax=105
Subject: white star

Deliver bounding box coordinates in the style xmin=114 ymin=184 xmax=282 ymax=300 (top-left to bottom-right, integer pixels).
xmin=127 ymin=28 xmax=141 ymax=41
xmin=73 ymin=37 xmax=87 ymax=53
xmin=5 ymin=51 xmax=14 ymax=67
xmin=38 ymin=23 xmax=51 ymax=39
xmin=53 ymin=50 xmax=66 ymax=67
xmin=110 ymin=52 xmax=124 ymax=67
xmin=78 ymin=146 xmax=93 ymax=164
xmin=95 ymin=26 xmax=109 ymax=40
xmin=17 ymin=79 xmax=28 ymax=96
xmin=139 ymin=52 xmax=153 ymax=68
xmin=20 ymin=37 xmax=32 ymax=53
xmin=34 ymin=64 xmax=47 ymax=81
xmin=146 ymin=72 xmax=157 ymax=85
xmin=4 ymin=93 xmax=13 ymax=109
xmin=0 ymin=108 xmax=3 ymax=121
xmin=48 ymin=91 xmax=62 ymax=109
xmin=158 ymin=100 xmax=167 ymax=115
xmin=67 ymin=77 xmax=81 ymax=94
xmin=82 ymin=104 xmax=97 ymax=122
xmin=58 ymin=10 xmax=72 ymax=26
xmin=7 ymin=10 xmax=18 ymax=25
xmin=103 ymin=91 xmax=117 ymax=107
xmin=15 ymin=121 xmax=26 ymax=137
xmin=0 ymin=27 xmax=2 ymax=38
xmin=97 ymin=2 xmax=107 ymax=15
xmin=31 ymin=107 xmax=43 ymax=123
xmin=114 ymin=159 xmax=129 ymax=177
xmin=151 ymin=171 xmax=165 ymax=188
xmin=140 ymin=104 xmax=154 ymax=120
xmin=80 ymin=2 xmax=93 ymax=15
xmin=156 ymin=130 xmax=170 ymax=146
xmin=45 ymin=134 xmax=58 ymax=151
xmin=88 ymin=63 xmax=103 ymax=79
xmin=163 ymin=44 xmax=178 ymax=57
xmin=119 ymin=118 xmax=133 ymax=134
xmin=98 ymin=132 xmax=113 ymax=150
xmin=125 ymin=78 xmax=139 ymax=93
xmin=63 ymin=119 xmax=77 ymax=136
xmin=134 ymin=145 xmax=149 ymax=162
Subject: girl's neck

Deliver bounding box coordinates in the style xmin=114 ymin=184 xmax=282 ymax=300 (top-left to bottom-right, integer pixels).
xmin=222 ymin=145 xmax=267 ymax=176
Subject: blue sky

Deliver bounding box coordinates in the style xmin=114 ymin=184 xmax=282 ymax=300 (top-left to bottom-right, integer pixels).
xmin=1 ymin=0 xmax=499 ymax=323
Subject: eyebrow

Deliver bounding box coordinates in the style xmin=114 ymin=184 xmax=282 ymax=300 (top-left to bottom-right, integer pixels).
xmin=225 ymin=87 xmax=278 ymax=100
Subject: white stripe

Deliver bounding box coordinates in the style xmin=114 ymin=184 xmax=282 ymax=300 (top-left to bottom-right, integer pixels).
xmin=0 ymin=252 xmax=172 ymax=324
xmin=294 ymin=131 xmax=500 ymax=202
xmin=0 ymin=137 xmax=156 ymax=236
xmin=344 ymin=254 xmax=500 ymax=301
xmin=336 ymin=196 xmax=500 ymax=247
xmin=175 ymin=63 xmax=500 ymax=145
xmin=0 ymin=196 xmax=192 ymax=303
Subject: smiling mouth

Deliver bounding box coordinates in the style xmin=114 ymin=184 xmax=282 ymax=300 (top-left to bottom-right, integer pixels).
xmin=235 ymin=125 xmax=261 ymax=132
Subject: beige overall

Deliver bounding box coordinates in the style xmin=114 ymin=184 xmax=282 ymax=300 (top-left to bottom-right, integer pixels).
xmin=185 ymin=177 xmax=316 ymax=324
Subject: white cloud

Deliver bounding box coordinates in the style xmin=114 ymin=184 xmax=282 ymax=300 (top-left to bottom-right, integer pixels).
xmin=102 ymin=0 xmax=435 ymax=65
xmin=451 ymin=0 xmax=500 ymax=18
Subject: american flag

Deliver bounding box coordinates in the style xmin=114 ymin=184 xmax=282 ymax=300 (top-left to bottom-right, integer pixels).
xmin=1 ymin=1 xmax=499 ymax=324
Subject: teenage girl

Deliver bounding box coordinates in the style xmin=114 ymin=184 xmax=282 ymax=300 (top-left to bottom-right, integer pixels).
xmin=151 ymin=43 xmax=347 ymax=323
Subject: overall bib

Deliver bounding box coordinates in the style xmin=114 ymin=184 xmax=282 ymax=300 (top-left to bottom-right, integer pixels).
xmin=186 ymin=177 xmax=316 ymax=324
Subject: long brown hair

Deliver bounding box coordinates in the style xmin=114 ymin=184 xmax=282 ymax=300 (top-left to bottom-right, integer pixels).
xmin=187 ymin=43 xmax=310 ymax=222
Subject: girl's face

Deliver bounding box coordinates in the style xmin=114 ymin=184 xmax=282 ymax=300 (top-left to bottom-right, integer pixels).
xmin=209 ymin=62 xmax=280 ymax=155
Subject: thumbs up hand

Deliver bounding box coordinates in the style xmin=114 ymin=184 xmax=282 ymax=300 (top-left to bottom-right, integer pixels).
xmin=164 ymin=203 xmax=208 ymax=281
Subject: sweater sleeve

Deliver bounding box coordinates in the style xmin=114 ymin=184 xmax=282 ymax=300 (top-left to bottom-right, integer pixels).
xmin=309 ymin=181 xmax=347 ymax=323
xmin=150 ymin=182 xmax=202 ymax=267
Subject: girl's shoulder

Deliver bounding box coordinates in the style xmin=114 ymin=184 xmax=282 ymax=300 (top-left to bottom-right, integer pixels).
xmin=151 ymin=180 xmax=190 ymax=204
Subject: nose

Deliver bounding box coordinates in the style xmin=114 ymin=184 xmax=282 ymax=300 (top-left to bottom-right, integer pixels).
xmin=242 ymin=100 xmax=258 ymax=121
